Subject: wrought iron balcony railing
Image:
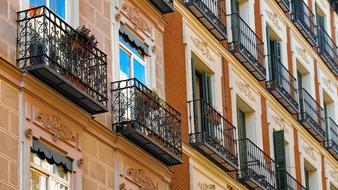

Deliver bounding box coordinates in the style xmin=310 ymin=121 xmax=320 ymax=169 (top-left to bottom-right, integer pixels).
xmin=325 ymin=117 xmax=338 ymax=160
xmin=17 ymin=6 xmax=108 ymax=114
xmin=266 ymin=60 xmax=299 ymax=115
xmin=317 ymin=26 xmax=338 ymax=76
xmin=236 ymin=138 xmax=277 ymax=190
xmin=181 ymin=0 xmax=227 ymax=40
xmin=111 ymin=78 xmax=182 ymax=165
xmin=291 ymin=0 xmax=317 ymax=46
xmin=277 ymin=169 xmax=307 ymax=190
xmin=188 ymin=99 xmax=238 ymax=171
xmin=276 ymin=0 xmax=291 ymax=12
xmin=149 ymin=0 xmax=174 ymax=13
xmin=298 ymin=88 xmax=326 ymax=141
xmin=228 ymin=13 xmax=266 ymax=81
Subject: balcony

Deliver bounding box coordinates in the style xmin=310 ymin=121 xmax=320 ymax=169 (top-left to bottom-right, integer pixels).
xmin=266 ymin=61 xmax=299 ymax=115
xmin=149 ymin=0 xmax=174 ymax=13
xmin=228 ymin=13 xmax=266 ymax=81
xmin=291 ymin=0 xmax=317 ymax=46
xmin=325 ymin=117 xmax=338 ymax=160
xmin=17 ymin=6 xmax=108 ymax=114
xmin=317 ymin=26 xmax=338 ymax=76
xmin=276 ymin=0 xmax=290 ymax=12
xmin=236 ymin=138 xmax=277 ymax=190
xmin=298 ymin=88 xmax=326 ymax=142
xmin=111 ymin=78 xmax=182 ymax=165
xmin=188 ymin=99 xmax=238 ymax=171
xmin=277 ymin=169 xmax=307 ymax=190
xmin=181 ymin=0 xmax=227 ymax=40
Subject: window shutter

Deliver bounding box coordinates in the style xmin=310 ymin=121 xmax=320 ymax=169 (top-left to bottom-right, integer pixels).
xmin=201 ymin=73 xmax=211 ymax=105
xmin=273 ymin=130 xmax=286 ymax=190
xmin=266 ymin=26 xmax=273 ymax=80
xmin=191 ymin=59 xmax=196 ymax=100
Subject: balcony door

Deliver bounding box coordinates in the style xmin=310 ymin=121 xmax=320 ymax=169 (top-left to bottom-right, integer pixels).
xmin=267 ymin=33 xmax=282 ymax=83
xmin=192 ymin=59 xmax=213 ymax=136
xmin=273 ymin=130 xmax=287 ymax=190
xmin=237 ymin=109 xmax=247 ymax=170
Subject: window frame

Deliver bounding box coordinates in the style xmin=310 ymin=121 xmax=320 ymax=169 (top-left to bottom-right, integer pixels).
xmin=30 ymin=152 xmax=71 ymax=190
xmin=119 ymin=40 xmax=147 ymax=85
xmin=22 ymin=0 xmax=74 ymax=24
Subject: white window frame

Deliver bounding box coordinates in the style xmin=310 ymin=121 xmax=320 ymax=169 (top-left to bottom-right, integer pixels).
xmin=21 ymin=0 xmax=78 ymax=26
xmin=119 ymin=42 xmax=147 ymax=85
xmin=30 ymin=153 xmax=70 ymax=190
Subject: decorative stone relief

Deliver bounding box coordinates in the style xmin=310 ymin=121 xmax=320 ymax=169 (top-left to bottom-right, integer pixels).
xmin=126 ymin=168 xmax=158 ymax=190
xmin=265 ymin=9 xmax=282 ymax=31
xmin=35 ymin=112 xmax=76 ymax=142
xmin=329 ymin=169 xmax=338 ymax=182
xmin=121 ymin=3 xmax=152 ymax=35
xmin=303 ymin=145 xmax=318 ymax=161
xmin=25 ymin=128 xmax=33 ymax=138
xmin=296 ymin=46 xmax=310 ymax=64
xmin=191 ymin=37 xmax=215 ymax=62
xmin=236 ymin=81 xmax=256 ymax=102
xmin=321 ymin=76 xmax=335 ymax=93
xmin=198 ymin=183 xmax=215 ymax=190
xmin=272 ymin=114 xmax=289 ymax=134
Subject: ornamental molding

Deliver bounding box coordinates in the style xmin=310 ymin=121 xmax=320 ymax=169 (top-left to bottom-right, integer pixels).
xmin=35 ymin=112 xmax=76 ymax=142
xmin=198 ymin=183 xmax=215 ymax=190
xmin=265 ymin=9 xmax=282 ymax=31
xmin=295 ymin=46 xmax=310 ymax=64
xmin=321 ymin=76 xmax=335 ymax=93
xmin=329 ymin=169 xmax=338 ymax=182
xmin=126 ymin=168 xmax=158 ymax=190
xmin=236 ymin=81 xmax=256 ymax=102
xmin=121 ymin=3 xmax=152 ymax=35
xmin=303 ymin=145 xmax=318 ymax=162
xmin=191 ymin=36 xmax=215 ymax=62
xmin=272 ymin=114 xmax=289 ymax=134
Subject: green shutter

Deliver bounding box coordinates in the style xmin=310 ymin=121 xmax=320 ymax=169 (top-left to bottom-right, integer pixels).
xmin=231 ymin=0 xmax=240 ymax=14
xmin=201 ymin=73 xmax=211 ymax=105
xmin=266 ymin=26 xmax=273 ymax=80
xmin=192 ymin=59 xmax=196 ymax=100
xmin=273 ymin=130 xmax=286 ymax=190
xmin=237 ymin=109 xmax=247 ymax=169
xmin=270 ymin=40 xmax=281 ymax=82
xmin=297 ymin=72 xmax=304 ymax=114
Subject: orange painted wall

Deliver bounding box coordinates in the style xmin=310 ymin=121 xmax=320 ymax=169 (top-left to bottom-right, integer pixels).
xmin=164 ymin=11 xmax=190 ymax=190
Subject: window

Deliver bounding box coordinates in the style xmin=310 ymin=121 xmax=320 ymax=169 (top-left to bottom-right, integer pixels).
xmin=119 ymin=34 xmax=146 ymax=84
xmin=30 ymin=152 xmax=70 ymax=190
xmin=29 ymin=0 xmax=66 ymax=19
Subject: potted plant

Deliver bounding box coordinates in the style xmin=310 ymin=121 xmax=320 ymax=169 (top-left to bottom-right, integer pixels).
xmin=59 ymin=25 xmax=97 ymax=91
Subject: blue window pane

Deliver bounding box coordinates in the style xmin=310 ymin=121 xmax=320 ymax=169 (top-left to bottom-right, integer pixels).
xmin=133 ymin=59 xmax=145 ymax=84
xmin=29 ymin=0 xmax=46 ymax=8
xmin=119 ymin=48 xmax=131 ymax=77
xmin=119 ymin=35 xmax=144 ymax=59
xmin=49 ymin=0 xmax=65 ymax=19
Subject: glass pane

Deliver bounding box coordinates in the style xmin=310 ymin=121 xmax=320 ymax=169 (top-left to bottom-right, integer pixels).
xmin=52 ymin=164 xmax=68 ymax=181
xmin=29 ymin=0 xmax=46 ymax=8
xmin=119 ymin=48 xmax=131 ymax=78
xmin=31 ymin=170 xmax=47 ymax=190
xmin=49 ymin=0 xmax=66 ymax=19
xmin=119 ymin=35 xmax=144 ymax=59
xmin=50 ymin=179 xmax=69 ymax=190
xmin=133 ymin=59 xmax=145 ymax=84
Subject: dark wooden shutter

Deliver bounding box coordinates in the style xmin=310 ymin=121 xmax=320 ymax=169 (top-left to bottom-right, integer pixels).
xmin=237 ymin=109 xmax=247 ymax=169
xmin=270 ymin=40 xmax=281 ymax=82
xmin=266 ymin=26 xmax=273 ymax=80
xmin=273 ymin=130 xmax=286 ymax=190
xmin=297 ymin=72 xmax=304 ymax=114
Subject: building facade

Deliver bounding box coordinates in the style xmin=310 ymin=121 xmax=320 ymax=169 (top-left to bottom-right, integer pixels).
xmin=0 ymin=0 xmax=337 ymax=190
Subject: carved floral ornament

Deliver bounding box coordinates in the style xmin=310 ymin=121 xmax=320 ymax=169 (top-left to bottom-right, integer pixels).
xmin=35 ymin=112 xmax=76 ymax=142
xmin=295 ymin=46 xmax=310 ymax=64
xmin=126 ymin=168 xmax=158 ymax=190
xmin=236 ymin=81 xmax=256 ymax=102
xmin=303 ymin=145 xmax=318 ymax=161
xmin=120 ymin=3 xmax=152 ymax=35
xmin=265 ymin=9 xmax=282 ymax=31
xmin=191 ymin=36 xmax=215 ymax=62
xmin=321 ymin=76 xmax=335 ymax=93
xmin=198 ymin=183 xmax=215 ymax=190
xmin=272 ymin=114 xmax=289 ymax=134
xmin=329 ymin=169 xmax=338 ymax=182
